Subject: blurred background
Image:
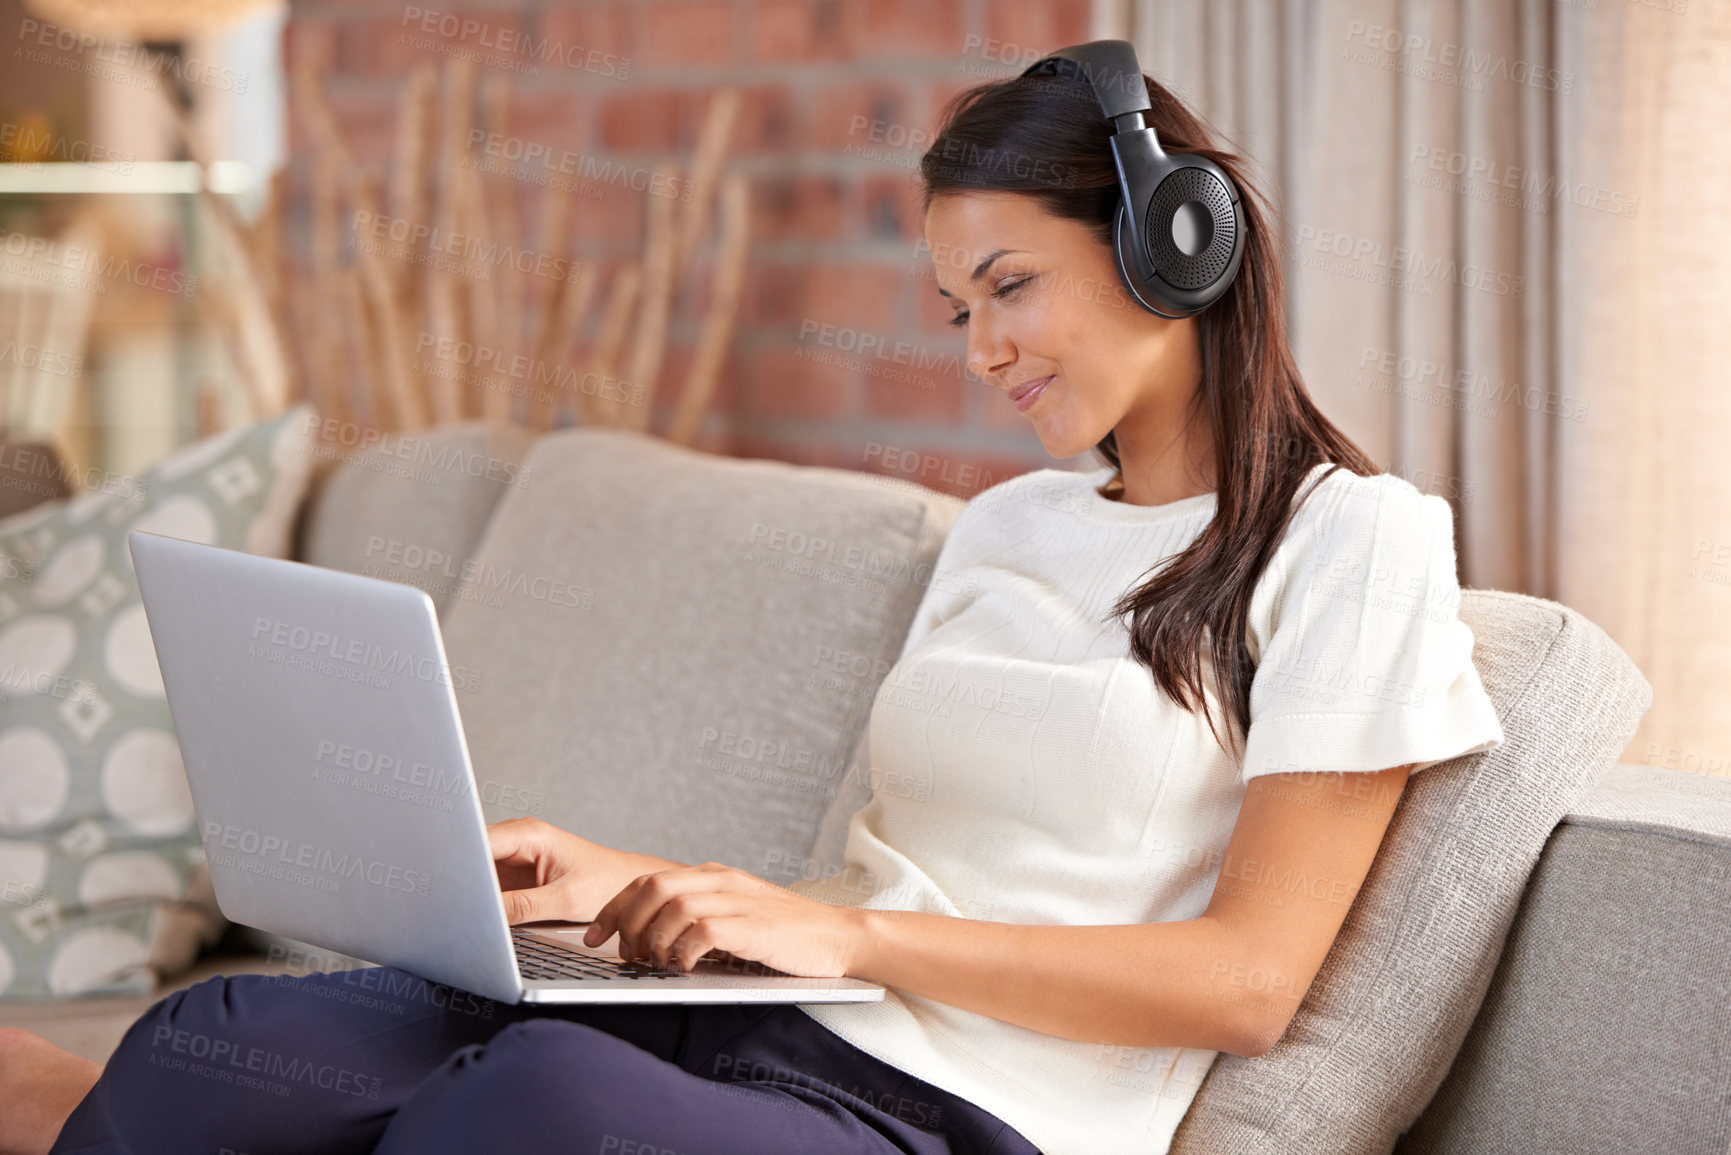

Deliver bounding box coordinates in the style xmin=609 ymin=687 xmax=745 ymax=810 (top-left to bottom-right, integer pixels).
xmin=0 ymin=0 xmax=1725 ymax=771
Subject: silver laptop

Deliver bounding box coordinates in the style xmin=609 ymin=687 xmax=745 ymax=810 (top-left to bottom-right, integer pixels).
xmin=127 ymin=530 xmax=884 ymax=1007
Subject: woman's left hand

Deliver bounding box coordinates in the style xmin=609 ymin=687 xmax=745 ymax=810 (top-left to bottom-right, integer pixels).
xmin=582 ymin=862 xmax=866 ymax=978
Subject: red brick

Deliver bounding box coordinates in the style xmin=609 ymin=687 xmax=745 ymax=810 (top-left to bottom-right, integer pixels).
xmin=342 ymin=11 xmax=531 ymax=76
xmin=741 ymin=346 xmax=853 ymax=420
xmin=650 ymin=343 xmax=741 ymax=429
xmin=493 ymin=88 xmax=585 ymax=159
xmin=535 ymin=3 xmax=637 ymax=75
xmin=911 ymin=266 xmax=969 ymax=335
xmin=811 ymin=439 xmax=876 ymax=470
xmin=753 ymin=173 xmax=848 ymax=242
xmin=325 ymin=91 xmax=399 ymax=174
xmin=596 ymin=88 xmax=688 ymax=151
xmin=730 ymin=83 xmax=800 ymax=154
xmin=735 ymin=262 xmax=803 ymax=327
xmin=982 ymin=0 xmax=1092 ymax=66
xmin=860 ymin=349 xmax=968 ymax=423
xmin=849 ymin=0 xmax=967 ymax=59
xmin=812 ymin=78 xmax=919 ymax=152
xmin=860 ymin=443 xmax=1009 ymax=496
xmin=860 ymin=173 xmax=922 ymax=241
xmin=285 ymin=19 xmax=337 ymax=76
xmin=800 ymin=265 xmax=901 ymax=332
xmin=567 ymin=189 xmax=645 ymax=250
xmin=726 ymin=431 xmax=785 ymax=462
xmin=967 ymin=452 xmax=1047 ymax=494
xmin=296 ymin=0 xmax=408 ymax=12
xmin=926 ymin=76 xmax=988 ymax=136
xmin=639 ymin=0 xmax=736 ymax=69
xmin=748 ymin=0 xmax=855 ymax=64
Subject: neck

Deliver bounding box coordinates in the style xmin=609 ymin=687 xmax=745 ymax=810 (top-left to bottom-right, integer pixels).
xmin=1107 ymin=420 xmax=1215 ymax=508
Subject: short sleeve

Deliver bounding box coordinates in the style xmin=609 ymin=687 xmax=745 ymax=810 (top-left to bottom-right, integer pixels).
xmin=1239 ymin=472 xmax=1505 ymax=784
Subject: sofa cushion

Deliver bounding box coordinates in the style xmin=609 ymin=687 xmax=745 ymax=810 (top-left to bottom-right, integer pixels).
xmin=437 ymin=428 xmax=959 ymax=873
xmin=0 ymin=404 xmax=317 ymax=998
xmin=296 ymin=420 xmax=537 ymax=620
xmin=1170 ymin=589 xmax=1653 ymax=1154
xmin=1395 ymin=763 xmax=1731 ymax=1155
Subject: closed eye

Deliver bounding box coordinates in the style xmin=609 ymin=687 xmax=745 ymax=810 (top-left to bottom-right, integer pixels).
xmin=948 ymin=277 xmax=1030 ymax=328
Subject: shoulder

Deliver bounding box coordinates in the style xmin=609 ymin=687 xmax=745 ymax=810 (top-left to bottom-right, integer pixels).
xmin=1247 ymin=465 xmax=1460 ymax=654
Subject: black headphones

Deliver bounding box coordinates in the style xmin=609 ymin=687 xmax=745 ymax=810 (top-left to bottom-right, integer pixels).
xmin=1020 ymin=40 xmax=1245 ymax=319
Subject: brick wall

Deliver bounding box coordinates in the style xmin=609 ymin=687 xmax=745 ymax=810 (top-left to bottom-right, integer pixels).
xmin=283 ymin=0 xmax=1095 ymax=499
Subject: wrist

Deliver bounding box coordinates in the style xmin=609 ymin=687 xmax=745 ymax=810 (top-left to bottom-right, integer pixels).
xmin=845 ymin=906 xmax=880 ymax=980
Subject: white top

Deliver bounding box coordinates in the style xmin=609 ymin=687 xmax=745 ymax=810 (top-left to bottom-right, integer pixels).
xmin=787 ymin=461 xmax=1505 ymax=1155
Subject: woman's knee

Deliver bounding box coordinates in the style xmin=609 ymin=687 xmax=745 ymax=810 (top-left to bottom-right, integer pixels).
xmin=121 ymin=972 xmax=247 ymax=1059
xmin=456 ymin=1018 xmax=639 ymax=1089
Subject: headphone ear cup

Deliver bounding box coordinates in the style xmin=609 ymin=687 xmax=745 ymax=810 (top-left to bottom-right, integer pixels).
xmin=1111 ymin=199 xmax=1181 ymax=319
xmin=1111 ymin=164 xmax=1245 ymax=318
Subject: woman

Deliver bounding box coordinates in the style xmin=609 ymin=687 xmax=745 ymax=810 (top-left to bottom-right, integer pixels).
xmin=2 ymin=59 xmax=1501 ymax=1155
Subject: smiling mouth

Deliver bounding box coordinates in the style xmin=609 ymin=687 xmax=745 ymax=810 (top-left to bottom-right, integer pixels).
xmin=1010 ymin=376 xmax=1054 ymax=413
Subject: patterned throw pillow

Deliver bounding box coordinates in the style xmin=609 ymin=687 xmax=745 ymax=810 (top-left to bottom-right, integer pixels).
xmin=0 ymin=403 xmax=318 ymax=998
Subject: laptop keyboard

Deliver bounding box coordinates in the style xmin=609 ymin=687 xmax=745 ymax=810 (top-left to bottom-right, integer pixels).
xmin=512 ymin=930 xmax=687 ymax=981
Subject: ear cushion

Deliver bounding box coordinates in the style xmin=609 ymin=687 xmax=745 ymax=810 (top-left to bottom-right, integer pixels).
xmin=1146 ymin=166 xmax=1238 ymax=290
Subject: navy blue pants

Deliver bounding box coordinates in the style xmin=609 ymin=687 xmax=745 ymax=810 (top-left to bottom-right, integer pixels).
xmin=50 ymin=966 xmax=1041 ymax=1155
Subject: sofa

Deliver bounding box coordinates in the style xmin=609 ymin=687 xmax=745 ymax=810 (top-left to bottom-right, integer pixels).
xmin=3 ymin=420 xmax=1726 ymax=1154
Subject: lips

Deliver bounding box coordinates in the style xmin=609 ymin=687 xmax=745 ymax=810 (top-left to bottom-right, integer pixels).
xmin=1010 ymin=375 xmax=1053 ymax=412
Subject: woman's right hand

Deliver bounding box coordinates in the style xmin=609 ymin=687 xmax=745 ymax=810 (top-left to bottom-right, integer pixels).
xmin=486 ymin=816 xmax=632 ymax=925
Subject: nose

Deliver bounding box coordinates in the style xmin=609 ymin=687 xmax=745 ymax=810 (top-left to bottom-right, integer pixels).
xmin=965 ymin=327 xmax=1011 ymax=387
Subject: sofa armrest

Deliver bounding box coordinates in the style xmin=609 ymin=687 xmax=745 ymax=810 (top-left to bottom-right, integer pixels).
xmin=1560 ymin=761 xmax=1731 ymax=844
xmin=1396 ymin=764 xmax=1731 ymax=1154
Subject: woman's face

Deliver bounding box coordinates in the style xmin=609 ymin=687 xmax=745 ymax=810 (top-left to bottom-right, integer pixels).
xmin=924 ymin=191 xmax=1202 ymax=462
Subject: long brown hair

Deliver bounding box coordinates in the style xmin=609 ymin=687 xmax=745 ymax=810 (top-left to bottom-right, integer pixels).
xmin=918 ymin=67 xmax=1381 ymax=758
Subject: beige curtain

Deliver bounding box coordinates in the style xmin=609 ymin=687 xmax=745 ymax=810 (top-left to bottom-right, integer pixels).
xmin=1091 ymin=0 xmax=1731 ymax=771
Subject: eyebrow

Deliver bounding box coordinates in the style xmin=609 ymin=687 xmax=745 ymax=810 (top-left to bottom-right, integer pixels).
xmin=935 ymin=249 xmax=1026 ymax=298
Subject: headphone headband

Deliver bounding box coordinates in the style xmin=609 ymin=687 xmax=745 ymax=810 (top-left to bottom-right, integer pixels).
xmin=1020 ymin=40 xmax=1152 ymax=123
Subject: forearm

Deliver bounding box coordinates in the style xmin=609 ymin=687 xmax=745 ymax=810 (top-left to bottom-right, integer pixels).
xmin=850 ymin=909 xmax=1280 ymax=1055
